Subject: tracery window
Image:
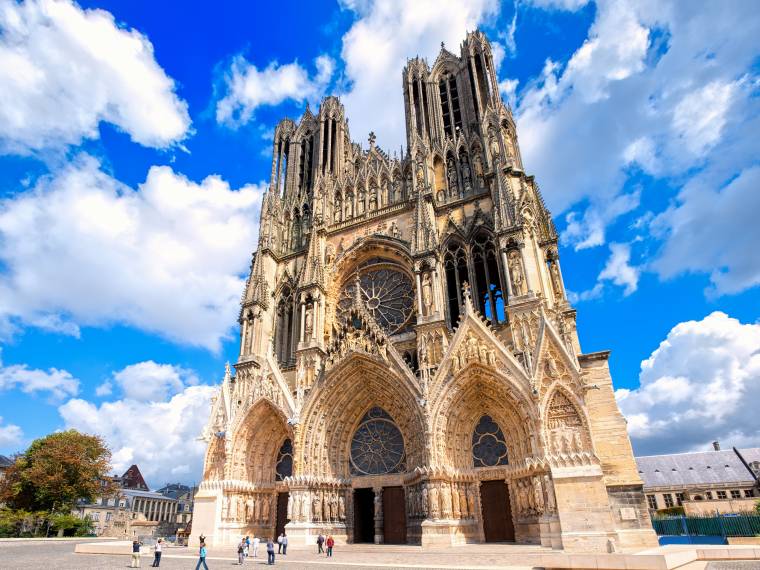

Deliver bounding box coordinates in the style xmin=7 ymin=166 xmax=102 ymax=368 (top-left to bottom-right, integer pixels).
xmin=274 ymin=286 xmax=296 ymax=367
xmin=336 ymin=261 xmax=415 ymax=335
xmin=275 ymin=438 xmax=293 ymax=481
xmin=350 ymin=407 xmax=406 ymax=476
xmin=443 ymin=232 xmax=506 ymax=327
xmin=472 ymin=415 xmax=509 ymax=467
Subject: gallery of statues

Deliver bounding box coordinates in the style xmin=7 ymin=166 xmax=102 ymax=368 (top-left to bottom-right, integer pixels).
xmin=191 ymin=31 xmax=657 ymax=552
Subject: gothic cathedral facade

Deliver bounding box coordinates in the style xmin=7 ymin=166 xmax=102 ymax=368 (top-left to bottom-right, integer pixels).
xmin=191 ymin=31 xmax=657 ymax=551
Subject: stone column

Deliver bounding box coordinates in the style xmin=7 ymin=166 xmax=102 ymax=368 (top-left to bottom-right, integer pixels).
xmin=519 ymin=243 xmax=533 ymax=294
xmin=326 ymin=119 xmax=333 ymax=175
xmin=312 ymin=298 xmax=318 ymax=340
xmin=501 ymin=249 xmax=514 ymax=300
xmin=373 ymin=488 xmax=384 ymax=544
xmin=415 ymin=271 xmax=424 ymax=317
xmin=299 ymin=300 xmax=306 ymax=343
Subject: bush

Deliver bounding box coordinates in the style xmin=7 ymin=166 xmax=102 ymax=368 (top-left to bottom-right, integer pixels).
xmin=656 ymin=506 xmax=686 ymax=517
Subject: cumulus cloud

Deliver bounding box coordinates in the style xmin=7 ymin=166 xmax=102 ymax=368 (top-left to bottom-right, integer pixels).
xmin=111 ymin=361 xmax=198 ymax=402
xmin=0 ymin=155 xmax=265 ymax=350
xmin=216 ymin=55 xmax=334 ymax=126
xmin=616 ymin=312 xmax=760 ymax=455
xmin=0 ymin=416 xmax=23 ymax=448
xmin=598 ymin=242 xmax=639 ymax=295
xmin=511 ymin=0 xmax=760 ymax=295
xmin=0 ymin=0 xmax=190 ymax=152
xmin=60 ymin=382 xmax=217 ymax=486
xmin=0 ymin=349 xmax=79 ymax=399
xmin=339 ymin=0 xmax=499 ymax=147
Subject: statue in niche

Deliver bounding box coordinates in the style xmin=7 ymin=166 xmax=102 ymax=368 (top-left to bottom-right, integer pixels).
xmin=333 ymin=198 xmax=341 ymax=222
xmin=473 ymin=153 xmax=485 ymax=188
xmin=416 ymin=162 xmax=425 ymax=186
xmin=304 ymin=305 xmax=313 ymax=337
xmin=246 ymin=495 xmax=254 ymax=521
xmin=550 ymin=260 xmax=563 ymax=299
xmin=262 ymin=495 xmax=270 ymax=522
xmin=508 ymin=250 xmax=526 ymax=296
xmin=421 ymin=272 xmax=434 ymax=315
xmin=461 ymin=156 xmax=472 ymax=194
xmin=389 ymin=221 xmax=401 ymax=239
xmin=312 ymin=493 xmax=321 ymax=521
xmin=489 ymin=135 xmax=500 ymax=160
xmin=429 ymin=486 xmax=439 ymax=519
xmin=358 ymin=189 xmax=366 ymax=215
xmin=339 ymin=495 xmax=346 ymax=521
xmin=369 ymin=190 xmax=377 ymax=211
xmin=545 ymin=355 xmax=559 ymax=378
xmin=447 ymin=159 xmax=458 ymax=196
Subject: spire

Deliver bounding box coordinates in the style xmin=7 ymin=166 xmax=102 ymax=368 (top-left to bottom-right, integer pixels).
xmin=243 ymin=250 xmax=269 ymax=310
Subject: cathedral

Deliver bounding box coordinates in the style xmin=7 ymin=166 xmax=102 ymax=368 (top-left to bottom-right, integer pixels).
xmin=191 ymin=31 xmax=657 ymax=552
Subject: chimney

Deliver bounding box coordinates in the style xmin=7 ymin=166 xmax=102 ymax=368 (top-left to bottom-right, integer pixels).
xmin=712 ymin=441 xmax=721 ymax=451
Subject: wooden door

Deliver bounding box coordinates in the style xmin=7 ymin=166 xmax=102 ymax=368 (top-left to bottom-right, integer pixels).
xmin=382 ymin=486 xmax=407 ymax=544
xmin=480 ymin=480 xmax=515 ymax=542
xmin=275 ymin=492 xmax=289 ymax=537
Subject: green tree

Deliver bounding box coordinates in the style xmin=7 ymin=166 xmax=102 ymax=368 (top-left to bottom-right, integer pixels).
xmin=755 ymin=498 xmax=760 ymax=515
xmin=0 ymin=430 xmax=112 ymax=513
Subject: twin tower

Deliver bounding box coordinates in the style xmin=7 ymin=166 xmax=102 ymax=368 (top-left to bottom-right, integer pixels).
xmin=191 ymin=30 xmax=657 ymax=551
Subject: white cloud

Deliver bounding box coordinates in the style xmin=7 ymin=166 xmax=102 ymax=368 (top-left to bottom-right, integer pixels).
xmin=0 ymin=416 xmax=23 ymax=448
xmin=216 ymin=55 xmax=334 ymax=126
xmin=60 ymin=383 xmax=217 ymax=486
xmin=339 ymin=0 xmax=498 ymax=147
xmin=510 ymin=0 xmax=760 ymax=293
xmin=112 ymin=361 xmax=197 ymax=402
xmin=616 ymin=311 xmax=760 ymax=455
xmin=0 ymin=0 xmax=190 ymax=152
xmin=0 ymin=349 xmax=79 ymax=399
xmin=95 ymin=381 xmax=112 ymax=397
xmin=0 ymin=155 xmax=265 ymax=350
xmin=524 ymin=0 xmax=591 ymax=10
xmin=651 ymin=165 xmax=760 ymax=295
xmin=598 ymin=242 xmax=639 ymax=295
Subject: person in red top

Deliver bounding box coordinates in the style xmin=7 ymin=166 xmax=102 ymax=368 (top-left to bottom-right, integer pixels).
xmin=326 ymin=535 xmax=335 ymax=557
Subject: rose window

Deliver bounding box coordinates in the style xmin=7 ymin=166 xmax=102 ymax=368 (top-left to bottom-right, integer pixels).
xmin=337 ymin=263 xmax=415 ymax=335
xmin=350 ymin=407 xmax=406 ymax=476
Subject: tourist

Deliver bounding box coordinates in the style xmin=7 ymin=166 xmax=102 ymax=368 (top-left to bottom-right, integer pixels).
xmin=237 ymin=538 xmax=245 ymax=565
xmin=152 ymin=538 xmax=163 ymax=567
xmin=252 ymin=535 xmax=260 ymax=558
xmin=195 ymin=541 xmax=209 ymax=570
xmin=282 ymin=532 xmax=288 ymax=555
xmin=277 ymin=532 xmax=284 ymax=554
xmin=266 ymin=537 xmax=275 ymax=565
xmin=326 ymin=535 xmax=334 ymax=557
xmin=131 ymin=539 xmax=142 ymax=568
xmin=245 ymin=535 xmax=250 ymax=557
xmin=316 ymin=533 xmax=324 ymax=554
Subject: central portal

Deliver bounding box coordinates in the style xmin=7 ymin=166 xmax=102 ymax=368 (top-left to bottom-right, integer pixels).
xmin=353 ymin=488 xmax=375 ymax=543
xmin=480 ymin=480 xmax=515 ymax=542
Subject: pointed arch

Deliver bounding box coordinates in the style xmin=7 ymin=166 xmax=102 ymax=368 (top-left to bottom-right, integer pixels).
xmin=543 ymin=387 xmax=592 ymax=456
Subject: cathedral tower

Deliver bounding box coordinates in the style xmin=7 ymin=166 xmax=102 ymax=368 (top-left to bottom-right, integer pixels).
xmin=192 ymin=31 xmax=657 ymax=552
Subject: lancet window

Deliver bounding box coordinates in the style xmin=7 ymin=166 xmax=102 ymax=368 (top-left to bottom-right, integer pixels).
xmin=438 ymin=74 xmax=463 ymax=139
xmin=443 ymin=232 xmax=506 ymax=326
xmin=274 ymin=285 xmax=297 ymax=367
xmin=472 ymin=415 xmax=509 ymax=467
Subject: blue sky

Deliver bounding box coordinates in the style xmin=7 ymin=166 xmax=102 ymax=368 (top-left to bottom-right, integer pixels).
xmin=0 ymin=0 xmax=758 ymax=487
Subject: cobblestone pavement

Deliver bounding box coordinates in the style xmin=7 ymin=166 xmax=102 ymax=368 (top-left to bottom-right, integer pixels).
xmin=706 ymin=563 xmax=760 ymax=569
xmin=0 ymin=540 xmax=541 ymax=570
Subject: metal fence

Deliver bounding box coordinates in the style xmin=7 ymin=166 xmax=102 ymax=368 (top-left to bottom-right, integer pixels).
xmin=652 ymin=514 xmax=760 ymax=539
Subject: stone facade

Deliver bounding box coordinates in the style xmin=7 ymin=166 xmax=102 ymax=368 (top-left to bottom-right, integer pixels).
xmin=190 ymin=30 xmax=657 ymax=552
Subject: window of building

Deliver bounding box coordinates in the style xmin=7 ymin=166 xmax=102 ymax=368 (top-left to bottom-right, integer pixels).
xmin=730 ymin=490 xmax=741 ymax=499
xmin=119 ymin=500 xmax=125 ymax=508
xmin=675 ymin=493 xmax=684 ymax=506
xmin=92 ymin=513 xmax=100 ymax=521
xmin=646 ymin=495 xmax=657 ymax=510
xmin=349 ymin=407 xmax=405 ymax=476
xmin=275 ymin=438 xmax=293 ymax=481
xmin=274 ymin=285 xmax=296 ymax=367
xmin=106 ymin=512 xmax=112 ymax=522
xmin=744 ymin=489 xmax=755 ymax=498
xmin=663 ymin=494 xmax=674 ymax=508
xmin=705 ymin=491 xmax=713 ymax=500
xmin=471 ymin=415 xmax=509 ymax=467
xmin=717 ymin=490 xmax=727 ymax=500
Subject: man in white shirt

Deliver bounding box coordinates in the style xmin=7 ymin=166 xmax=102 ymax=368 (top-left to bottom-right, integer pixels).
xmin=252 ymin=535 xmax=260 ymax=558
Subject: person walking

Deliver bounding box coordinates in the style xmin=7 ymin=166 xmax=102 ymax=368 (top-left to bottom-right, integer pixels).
xmin=281 ymin=533 xmax=288 ymax=555
xmin=316 ymin=533 xmax=324 ymax=554
xmin=131 ymin=539 xmax=142 ymax=568
xmin=245 ymin=536 xmax=250 ymax=557
xmin=277 ymin=533 xmax=284 ymax=554
xmin=151 ymin=538 xmax=163 ymax=567
xmin=195 ymin=541 xmax=209 ymax=570
xmin=252 ymin=535 xmax=260 ymax=558
xmin=326 ymin=535 xmax=334 ymax=557
xmin=237 ymin=538 xmax=245 ymax=565
xmin=266 ymin=537 xmax=275 ymax=565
